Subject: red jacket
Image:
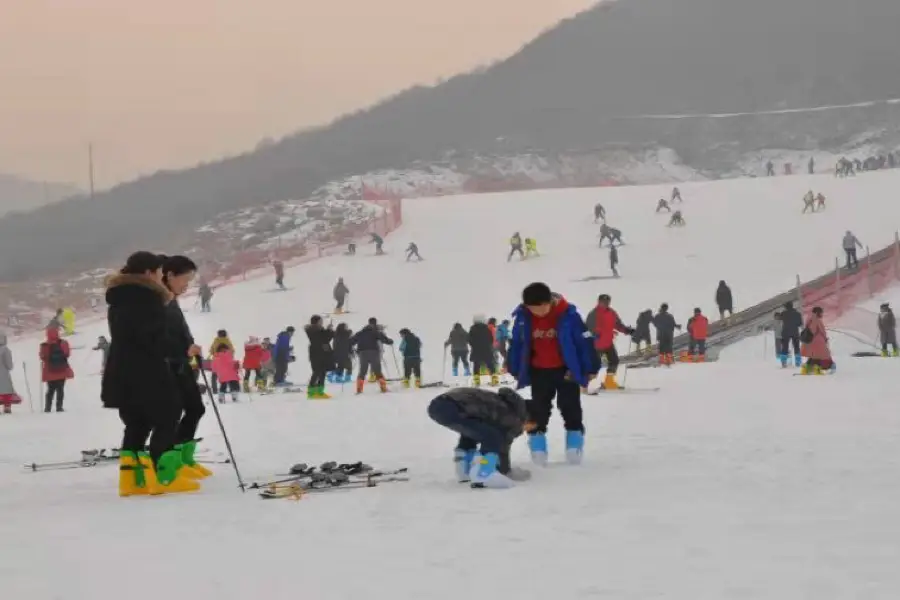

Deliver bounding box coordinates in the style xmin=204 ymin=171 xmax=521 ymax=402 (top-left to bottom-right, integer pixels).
xmin=529 ymin=297 xmax=569 ymax=369
xmin=40 ymin=329 xmax=74 ymax=383
xmin=688 ymin=314 xmax=709 ymax=340
xmin=243 ymin=343 xmax=265 ymax=370
xmin=593 ymin=306 xmax=629 ymax=350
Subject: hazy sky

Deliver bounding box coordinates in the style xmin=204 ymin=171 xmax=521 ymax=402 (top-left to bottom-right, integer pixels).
xmin=1 ymin=0 xmax=595 ymax=187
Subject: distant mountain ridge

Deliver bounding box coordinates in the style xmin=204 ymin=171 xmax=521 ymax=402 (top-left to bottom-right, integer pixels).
xmin=1 ymin=0 xmax=899 ymax=282
xmin=0 ymin=173 xmax=82 ymax=217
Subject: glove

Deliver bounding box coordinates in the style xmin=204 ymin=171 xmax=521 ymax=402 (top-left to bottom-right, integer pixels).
xmin=626 ymin=327 xmax=636 ymax=336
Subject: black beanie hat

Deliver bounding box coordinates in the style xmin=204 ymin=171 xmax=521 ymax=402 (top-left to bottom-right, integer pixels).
xmin=522 ymin=282 xmax=552 ymax=306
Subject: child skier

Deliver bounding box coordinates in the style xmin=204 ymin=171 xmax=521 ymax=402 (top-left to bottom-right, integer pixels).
xmin=406 ymin=243 xmax=423 ymax=261
xmin=207 ymin=329 xmax=233 ymax=394
xmin=685 ymin=308 xmax=709 ymax=361
xmin=426 ymin=386 xmax=532 ymax=488
xmin=524 ymin=238 xmax=540 ymax=258
xmin=508 ymin=282 xmax=597 ymax=466
xmin=668 ymin=210 xmax=685 ymax=227
xmin=656 ymin=198 xmax=671 ymax=213
xmin=242 ymin=337 xmax=266 ymax=392
xmin=399 ymin=328 xmax=423 ymax=388
xmin=210 ymin=344 xmax=240 ymax=403
xmin=444 ymin=323 xmax=471 ymax=377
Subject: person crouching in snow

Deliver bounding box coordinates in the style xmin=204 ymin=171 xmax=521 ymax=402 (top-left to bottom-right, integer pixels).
xmin=508 ymin=282 xmax=597 ymax=466
xmin=242 ymin=337 xmax=266 ymax=392
xmin=799 ymin=306 xmax=834 ymax=374
xmin=210 ymin=344 xmax=240 ymax=402
xmin=427 ymin=386 xmax=532 ymax=488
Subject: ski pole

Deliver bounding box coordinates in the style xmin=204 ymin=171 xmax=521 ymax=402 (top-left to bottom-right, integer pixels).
xmin=390 ymin=346 xmax=402 ymax=379
xmin=198 ymin=368 xmax=247 ymax=492
xmin=441 ymin=345 xmax=448 ymax=385
xmin=22 ymin=362 xmax=33 ymax=413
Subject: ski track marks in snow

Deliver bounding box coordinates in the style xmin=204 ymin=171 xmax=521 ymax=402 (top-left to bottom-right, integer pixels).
xmin=3 ymin=171 xmax=900 ymax=598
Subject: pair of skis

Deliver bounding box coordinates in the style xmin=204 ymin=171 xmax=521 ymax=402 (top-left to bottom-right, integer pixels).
xmin=251 ymin=461 xmax=408 ymax=499
xmin=23 ymin=447 xmax=231 ymax=472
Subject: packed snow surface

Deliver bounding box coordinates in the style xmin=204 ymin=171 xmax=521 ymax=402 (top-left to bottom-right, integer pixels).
xmin=3 ymin=171 xmax=900 ymax=599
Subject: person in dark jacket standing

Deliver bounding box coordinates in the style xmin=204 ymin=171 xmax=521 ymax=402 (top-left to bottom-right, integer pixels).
xmin=351 ymin=318 xmax=393 ymax=394
xmin=715 ymin=281 xmax=733 ymax=320
xmin=877 ymin=303 xmax=897 ymax=357
xmin=399 ymin=328 xmax=423 ymax=388
xmin=333 ymin=278 xmax=349 ymax=314
xmin=633 ymin=309 xmax=653 ymax=353
xmin=102 ymin=251 xmax=199 ymax=497
xmin=652 ymin=303 xmax=681 ymax=365
xmin=305 ymin=315 xmax=335 ymax=399
xmin=161 ymin=255 xmax=210 ymax=480
xmin=273 ymin=326 xmax=295 ymax=385
xmin=468 ymin=315 xmax=497 ymax=386
xmin=609 ymin=245 xmax=620 ymax=277
xmin=329 ymin=323 xmax=354 ymax=383
xmin=779 ymin=301 xmax=803 ymax=367
xmin=427 ymin=386 xmax=532 ymax=488
xmin=444 ymin=323 xmax=471 ymax=377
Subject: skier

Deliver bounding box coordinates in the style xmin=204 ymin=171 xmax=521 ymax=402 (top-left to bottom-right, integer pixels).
xmin=588 ymin=294 xmax=634 ymax=390
xmin=524 ymin=238 xmax=540 ymax=259
xmin=206 ymin=329 xmax=233 ymax=394
xmin=405 ymin=242 xmax=423 ymax=262
xmin=779 ymin=301 xmax=803 ymax=367
xmin=273 ymin=260 xmax=285 ymax=290
xmin=198 ymin=281 xmax=213 ymax=312
xmin=598 ymin=224 xmax=623 ymax=247
xmin=808 ymin=156 xmax=815 ymax=174
xmin=609 ymin=244 xmax=620 ymax=277
xmin=347 ymin=242 xmax=357 ymax=256
xmin=765 ymin=160 xmax=775 ymax=176
xmin=495 ymin=319 xmax=511 ymax=373
xmin=799 ymin=306 xmax=834 ymax=374
xmin=507 ymin=282 xmax=596 ymax=466
xmin=633 ymin=309 xmax=654 ymax=353
xmin=40 ymin=327 xmax=73 ymax=412
xmin=242 ymin=337 xmax=266 ymax=392
xmin=370 ymin=233 xmax=385 ymax=255
xmin=667 ymin=210 xmax=685 ymax=227
xmin=210 ymin=344 xmax=241 ymax=403
xmin=273 ymin=326 xmax=295 ymax=386
xmin=351 ymin=317 xmax=393 ymax=394
xmin=444 ymin=323 xmax=471 ymax=377
xmin=842 ymin=231 xmax=863 ymax=269
xmin=259 ymin=338 xmax=275 ymax=388
xmin=47 ymin=309 xmax=63 ymax=333
xmin=656 ymin=198 xmax=671 ymax=213
xmin=685 ymin=308 xmax=709 ymax=361
xmin=61 ymin=307 xmax=76 ymax=336
xmin=671 ymin=187 xmax=682 ymax=203
xmin=329 ymin=323 xmax=354 ymax=383
xmin=816 ymin=193 xmax=826 ymax=211
xmin=0 ymin=331 xmax=19 ymax=414
xmin=715 ymin=280 xmax=733 ymax=320
xmin=426 ymin=386 xmax=532 ymax=488
xmin=305 ymin=315 xmax=335 ymax=399
xmin=399 ymin=328 xmax=422 ymax=388
xmin=593 ymin=203 xmax=606 ymax=223
xmin=801 ymin=190 xmax=816 ymax=214
xmin=652 ymin=303 xmax=681 ymax=365
xmin=333 ymin=277 xmax=349 ymax=314
xmin=877 ymin=303 xmax=898 ymax=357
xmin=468 ymin=316 xmax=499 ymax=386
xmin=93 ymin=335 xmax=110 ymax=373
xmin=508 ymin=232 xmax=524 ymax=262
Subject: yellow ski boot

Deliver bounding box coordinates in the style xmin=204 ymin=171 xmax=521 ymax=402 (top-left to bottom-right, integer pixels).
xmin=472 ymin=373 xmax=482 ymax=387
xmin=368 ymin=373 xmax=377 ymax=383
xmin=140 ymin=451 xmax=200 ymax=495
xmin=490 ymin=373 xmax=500 ymax=386
xmin=119 ymin=450 xmax=148 ymax=497
xmin=177 ymin=439 xmax=212 ymax=478
xmin=799 ymin=363 xmax=809 ymax=375
xmin=402 ymin=379 xmax=410 ymax=389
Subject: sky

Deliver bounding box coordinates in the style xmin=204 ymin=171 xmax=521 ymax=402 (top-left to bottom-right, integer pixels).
xmin=0 ymin=0 xmax=596 ymax=187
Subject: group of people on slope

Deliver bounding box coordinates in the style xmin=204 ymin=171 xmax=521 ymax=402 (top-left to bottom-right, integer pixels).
xmin=772 ymin=302 xmax=835 ymax=373
xmin=443 ymin=316 xmax=512 ymax=385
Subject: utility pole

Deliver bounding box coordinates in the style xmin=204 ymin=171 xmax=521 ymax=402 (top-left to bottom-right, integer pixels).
xmin=88 ymin=143 xmax=95 ymax=199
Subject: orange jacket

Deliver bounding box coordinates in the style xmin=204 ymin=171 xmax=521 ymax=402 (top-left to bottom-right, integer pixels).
xmin=688 ymin=314 xmax=709 ymax=340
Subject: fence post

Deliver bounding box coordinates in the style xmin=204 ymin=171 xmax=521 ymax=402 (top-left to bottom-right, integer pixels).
xmin=866 ymin=245 xmax=873 ymax=296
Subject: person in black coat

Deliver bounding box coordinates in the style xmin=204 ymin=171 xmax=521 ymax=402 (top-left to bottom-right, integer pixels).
xmin=160 ymin=255 xmax=210 ymax=478
xmin=305 ymin=315 xmax=335 ymax=397
xmin=399 ymin=328 xmax=423 ymax=387
xmin=715 ymin=280 xmax=733 ymax=320
xmin=102 ymin=251 xmax=198 ymax=493
xmin=350 ymin=318 xmax=394 ymax=393
xmin=330 ymin=323 xmax=353 ymax=383
xmin=633 ymin=309 xmax=654 ymax=352
xmin=468 ymin=316 xmax=496 ymax=382
xmin=779 ymin=301 xmax=803 ymax=364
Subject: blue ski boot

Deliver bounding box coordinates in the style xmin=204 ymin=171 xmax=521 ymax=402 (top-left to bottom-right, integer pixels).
xmin=527 ymin=433 xmax=548 ymax=466
xmin=794 ymin=354 xmax=802 ymax=367
xmin=452 ymin=367 xmax=459 ymax=377
xmin=565 ymin=430 xmax=584 ymax=465
xmin=454 ymin=448 xmax=476 ymax=483
xmin=778 ymin=354 xmax=788 ymax=368
xmin=326 ymin=372 xmax=336 ymax=383
xmin=469 ymin=452 xmax=513 ymax=489
xmin=463 ymin=367 xmax=471 ymax=377
xmin=343 ymin=373 xmax=353 ymax=383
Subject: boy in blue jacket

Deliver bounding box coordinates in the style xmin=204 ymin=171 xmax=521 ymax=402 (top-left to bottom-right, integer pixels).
xmin=508 ymin=282 xmax=597 ymax=465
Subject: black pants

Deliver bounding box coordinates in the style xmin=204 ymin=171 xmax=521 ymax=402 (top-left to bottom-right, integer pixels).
xmin=209 ymin=371 xmax=218 ymax=394
xmin=507 ymin=246 xmax=523 ymax=261
xmin=528 ymin=367 xmax=583 ymax=433
xmin=174 ymin=369 xmax=205 ymax=443
xmin=243 ymin=368 xmax=262 ymax=382
xmin=688 ymin=338 xmax=706 ymax=355
xmin=309 ymin=361 xmax=328 ymax=388
xmin=276 ymin=275 xmax=285 ymax=288
xmin=718 ymin=307 xmax=733 ymax=320
xmin=845 ymin=248 xmax=859 ymax=269
xmin=633 ymin=333 xmax=651 ymax=349
xmin=357 ymin=349 xmax=383 ymax=380
xmin=44 ymin=380 xmax=65 ymax=412
xmin=657 ymin=333 xmax=674 ymax=355
xmin=780 ymin=335 xmax=800 ymax=356
xmin=881 ymin=331 xmax=898 ymax=353
xmin=335 ymin=297 xmax=345 ymax=311
xmin=451 ymin=350 xmax=470 ymax=371
xmin=119 ymin=397 xmax=182 ymax=466
xmin=472 ymin=353 xmax=495 ymax=375
xmin=596 ymin=345 xmax=620 ymax=374
xmin=274 ymin=357 xmax=289 ymax=384
xmin=333 ymin=354 xmax=352 ymax=377
xmin=403 ymin=357 xmax=422 ymax=380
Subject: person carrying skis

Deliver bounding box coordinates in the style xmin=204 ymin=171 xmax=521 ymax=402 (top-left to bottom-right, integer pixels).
xmin=427 ymin=386 xmax=532 ymax=488
xmin=508 ymin=232 xmax=524 ymax=262
xmin=652 ymin=303 xmax=681 ymax=365
xmin=715 ymin=280 xmax=734 ymax=320
xmin=685 ymin=308 xmax=709 ymax=361
xmin=444 ymin=323 xmax=471 ymax=377
xmin=593 ymin=203 xmax=606 ymax=223
xmin=468 ymin=315 xmax=498 ymax=386
xmin=842 ymin=231 xmax=863 ymax=269
xmin=406 ymin=242 xmax=423 ymax=262
xmin=273 ymin=326 xmax=295 ymax=385
xmin=586 ymin=294 xmax=634 ymax=390
xmin=350 ymin=318 xmax=393 ymax=394
xmin=779 ymin=301 xmax=803 ymax=367
xmin=329 ymin=323 xmax=354 ymax=383
xmin=633 ymin=309 xmax=654 ymax=353
xmin=333 ymin=277 xmax=349 ymax=314
xmin=273 ymin=259 xmax=285 ymax=290
xmin=508 ymin=282 xmax=597 ymax=466
xmin=305 ymin=315 xmax=335 ymax=399
xmin=370 ymin=233 xmax=385 ymax=255
xmin=609 ymin=244 xmax=620 ymax=277
xmin=399 ymin=328 xmax=423 ymax=388
xmin=878 ymin=303 xmax=898 ymax=357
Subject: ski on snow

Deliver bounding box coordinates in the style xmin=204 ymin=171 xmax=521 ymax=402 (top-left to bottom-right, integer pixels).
xmin=586 ymin=386 xmax=661 ymax=395
xmin=23 ymin=447 xmax=230 ymax=472
xmin=250 ymin=461 xmax=409 ymax=499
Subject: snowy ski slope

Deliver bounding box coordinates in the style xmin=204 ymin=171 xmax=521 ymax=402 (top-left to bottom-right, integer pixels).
xmin=3 ymin=170 xmax=900 ymax=599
